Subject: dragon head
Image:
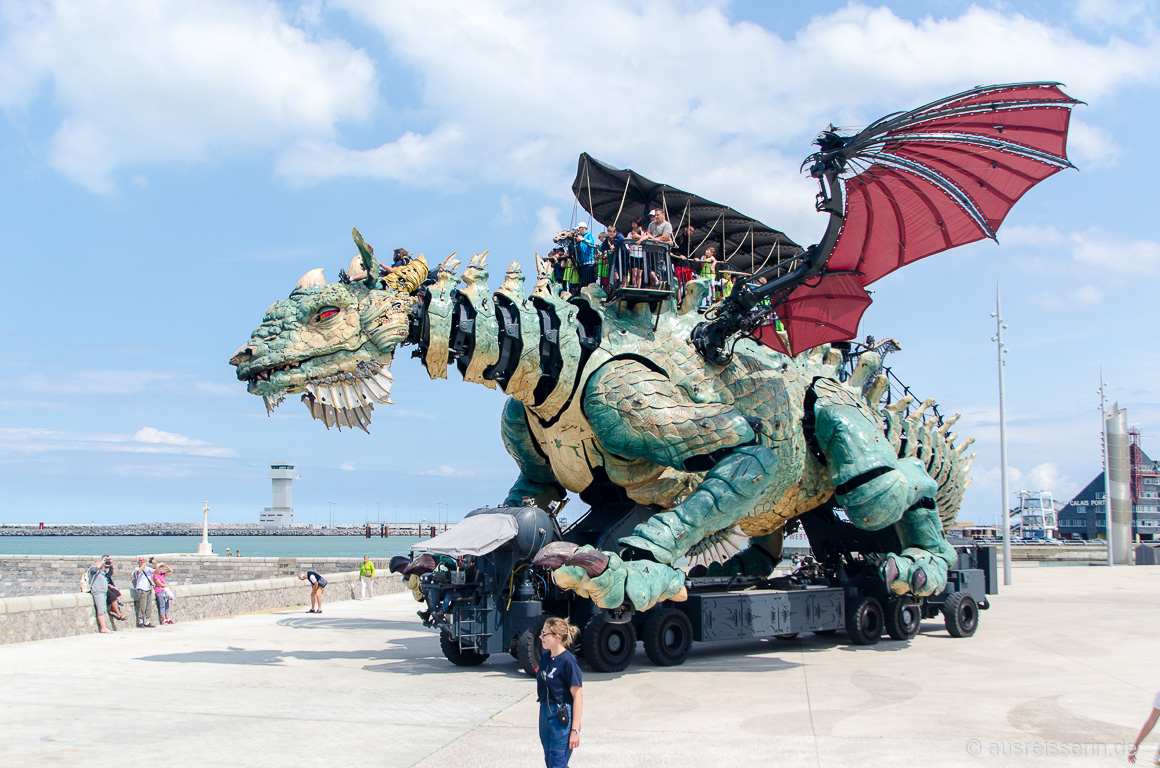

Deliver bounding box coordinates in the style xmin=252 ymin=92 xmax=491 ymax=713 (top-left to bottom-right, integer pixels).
xmin=229 ymin=228 xmax=429 ymax=432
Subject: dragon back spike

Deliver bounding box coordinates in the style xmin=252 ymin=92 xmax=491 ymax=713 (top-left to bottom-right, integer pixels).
xmin=352 ymin=228 xmax=381 ymax=288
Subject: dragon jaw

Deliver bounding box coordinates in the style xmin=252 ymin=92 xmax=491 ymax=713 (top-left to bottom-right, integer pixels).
xmin=229 ymin=247 xmax=428 ymax=432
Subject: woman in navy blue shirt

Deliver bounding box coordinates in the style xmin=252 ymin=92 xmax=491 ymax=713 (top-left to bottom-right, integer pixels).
xmin=536 ymin=617 xmax=583 ymax=767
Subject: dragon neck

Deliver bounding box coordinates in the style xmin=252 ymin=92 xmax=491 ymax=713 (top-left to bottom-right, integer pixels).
xmin=415 ymin=258 xmax=600 ymax=422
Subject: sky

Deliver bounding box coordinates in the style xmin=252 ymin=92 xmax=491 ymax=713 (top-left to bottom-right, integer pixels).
xmin=1 ymin=0 xmax=1158 ymax=527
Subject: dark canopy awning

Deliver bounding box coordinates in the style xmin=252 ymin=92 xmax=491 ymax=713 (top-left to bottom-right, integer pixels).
xmin=570 ymin=153 xmax=802 ymax=276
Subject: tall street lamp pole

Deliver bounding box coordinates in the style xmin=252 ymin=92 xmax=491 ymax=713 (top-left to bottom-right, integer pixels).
xmin=992 ymin=285 xmax=1012 ymax=586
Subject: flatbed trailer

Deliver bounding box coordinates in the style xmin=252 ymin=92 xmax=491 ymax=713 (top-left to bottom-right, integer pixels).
xmin=407 ymin=502 xmax=997 ymax=675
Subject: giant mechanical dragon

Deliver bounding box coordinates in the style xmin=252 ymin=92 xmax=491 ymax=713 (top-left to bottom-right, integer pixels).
xmin=230 ymin=83 xmax=1078 ymax=614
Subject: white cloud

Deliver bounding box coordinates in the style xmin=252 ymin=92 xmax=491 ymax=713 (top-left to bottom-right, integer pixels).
xmin=0 ymin=0 xmax=377 ymax=194
xmin=1070 ymin=229 xmax=1160 ymax=275
xmin=132 ymin=427 xmax=207 ymax=446
xmin=6 ymin=1 xmax=1158 ymax=215
xmin=338 ymin=461 xmax=357 ymax=471
xmin=533 ymin=206 xmax=563 ymax=245
xmin=410 ymin=464 xmax=474 ymax=477
xmin=0 ymin=426 xmax=237 ymax=457
xmin=969 ymin=461 xmax=1080 ymax=509
xmin=1069 ymin=284 xmax=1106 ymax=307
xmin=287 ymin=0 xmax=1160 ymax=231
xmin=1066 ymin=119 xmax=1122 ymax=169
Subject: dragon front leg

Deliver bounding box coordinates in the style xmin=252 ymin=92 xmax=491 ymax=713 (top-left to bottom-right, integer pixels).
xmin=814 ymin=400 xmax=956 ymax=596
xmin=535 ymin=359 xmax=790 ymax=612
xmin=499 ymin=397 xmax=565 ymax=509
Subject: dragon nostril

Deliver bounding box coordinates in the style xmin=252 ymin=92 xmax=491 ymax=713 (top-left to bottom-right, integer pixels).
xmin=229 ymin=346 xmax=255 ymax=368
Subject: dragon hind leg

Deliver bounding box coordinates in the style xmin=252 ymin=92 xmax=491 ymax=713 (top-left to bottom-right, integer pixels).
xmin=815 ymin=401 xmax=955 ymax=596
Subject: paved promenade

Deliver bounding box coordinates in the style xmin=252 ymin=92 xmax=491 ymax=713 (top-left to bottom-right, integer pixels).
xmin=1 ymin=565 xmax=1157 ymax=767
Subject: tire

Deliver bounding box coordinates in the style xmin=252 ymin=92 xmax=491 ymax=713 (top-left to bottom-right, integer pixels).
xmin=582 ymin=612 xmax=636 ymax=672
xmin=642 ymin=607 xmax=692 ymax=667
xmin=440 ymin=629 xmax=489 ymax=666
xmin=885 ymin=597 xmax=921 ymax=641
xmin=515 ymin=617 xmax=548 ymax=677
xmin=943 ymin=591 xmax=979 ymax=638
xmin=845 ymin=596 xmax=884 ymax=646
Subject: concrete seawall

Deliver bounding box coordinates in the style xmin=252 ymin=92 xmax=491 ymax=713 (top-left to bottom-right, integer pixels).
xmin=0 ymin=555 xmax=405 ymax=598
xmin=0 ymin=557 xmax=409 ymax=645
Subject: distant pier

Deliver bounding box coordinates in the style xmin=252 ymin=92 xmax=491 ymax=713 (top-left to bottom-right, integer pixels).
xmin=0 ymin=523 xmax=449 ymax=537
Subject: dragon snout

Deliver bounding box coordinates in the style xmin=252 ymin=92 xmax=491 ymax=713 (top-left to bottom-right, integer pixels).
xmin=230 ymin=345 xmax=254 ymax=372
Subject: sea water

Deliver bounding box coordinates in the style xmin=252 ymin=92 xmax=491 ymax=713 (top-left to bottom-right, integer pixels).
xmin=0 ymin=535 xmax=424 ymax=559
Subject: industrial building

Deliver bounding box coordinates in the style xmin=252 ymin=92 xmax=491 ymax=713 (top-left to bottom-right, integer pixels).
xmin=1058 ymin=428 xmax=1160 ymax=541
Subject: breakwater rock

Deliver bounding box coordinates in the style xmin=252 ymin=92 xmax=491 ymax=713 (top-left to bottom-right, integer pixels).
xmin=0 ymin=523 xmax=442 ymax=537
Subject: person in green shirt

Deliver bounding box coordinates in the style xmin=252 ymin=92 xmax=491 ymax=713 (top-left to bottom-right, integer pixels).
xmin=359 ymin=555 xmax=376 ymax=600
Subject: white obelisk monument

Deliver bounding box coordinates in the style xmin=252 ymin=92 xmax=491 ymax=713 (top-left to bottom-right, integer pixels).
xmin=198 ymin=501 xmax=214 ymax=555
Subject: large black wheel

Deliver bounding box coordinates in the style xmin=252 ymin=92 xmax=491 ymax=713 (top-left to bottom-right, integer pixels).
xmin=515 ymin=617 xmax=548 ymax=677
xmin=885 ymin=597 xmax=921 ymax=641
xmin=845 ymin=596 xmax=884 ymax=646
xmin=582 ymin=613 xmax=636 ymax=672
xmin=440 ymin=629 xmax=489 ymax=666
xmin=642 ymin=607 xmax=692 ymax=667
xmin=942 ymin=592 xmax=979 ymax=638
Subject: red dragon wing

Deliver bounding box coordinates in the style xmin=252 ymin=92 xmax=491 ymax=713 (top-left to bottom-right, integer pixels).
xmin=822 ymin=82 xmax=1079 ymax=284
xmin=743 ymin=82 xmax=1080 ymax=358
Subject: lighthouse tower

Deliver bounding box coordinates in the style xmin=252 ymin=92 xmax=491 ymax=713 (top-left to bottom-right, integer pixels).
xmin=260 ymin=463 xmax=297 ymax=529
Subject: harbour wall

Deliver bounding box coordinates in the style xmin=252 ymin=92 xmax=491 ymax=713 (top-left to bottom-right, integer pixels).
xmin=0 ymin=555 xmax=400 ymax=598
xmin=0 ymin=556 xmax=409 ymax=645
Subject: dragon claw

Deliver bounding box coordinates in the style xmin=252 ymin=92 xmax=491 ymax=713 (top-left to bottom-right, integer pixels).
xmin=883 ymin=556 xmax=900 ymax=587
xmin=532 ymin=541 xmax=580 ymax=568
xmin=881 ymin=550 xmax=947 ymax=597
xmin=544 ymin=545 xmax=685 ymax=611
xmin=910 ymin=566 xmax=928 ymax=594
xmin=563 ymin=548 xmax=610 ymax=577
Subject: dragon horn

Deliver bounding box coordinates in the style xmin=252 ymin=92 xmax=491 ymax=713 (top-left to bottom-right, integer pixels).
xmin=440 ymin=253 xmax=458 ymax=268
xmin=479 ymin=249 xmax=489 ymax=267
xmin=352 ymin=228 xmax=381 ymax=288
xmin=295 ymin=268 xmax=325 ymax=290
xmin=507 ymin=260 xmax=521 ymax=273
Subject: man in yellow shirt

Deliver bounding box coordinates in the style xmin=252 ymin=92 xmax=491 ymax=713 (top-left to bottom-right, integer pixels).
xmin=359 ymin=555 xmax=376 ymax=600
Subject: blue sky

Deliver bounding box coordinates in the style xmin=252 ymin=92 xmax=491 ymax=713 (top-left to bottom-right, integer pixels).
xmin=1 ymin=0 xmax=1158 ymax=527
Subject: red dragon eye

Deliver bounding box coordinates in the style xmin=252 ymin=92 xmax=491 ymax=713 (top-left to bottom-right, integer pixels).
xmin=317 ymin=307 xmax=340 ymax=322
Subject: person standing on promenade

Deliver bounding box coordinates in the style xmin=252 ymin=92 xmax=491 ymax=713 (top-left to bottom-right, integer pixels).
xmin=536 ymin=617 xmax=583 ymax=767
xmin=1128 ymin=690 xmax=1160 ymax=764
xmin=101 ymin=554 xmax=129 ymax=621
xmin=299 ymin=571 xmax=327 ymax=613
xmin=359 ymin=555 xmax=375 ymax=600
xmin=85 ymin=557 xmax=112 ymax=633
xmin=130 ymin=556 xmax=156 ymax=627
xmin=153 ymin=562 xmax=174 ymax=625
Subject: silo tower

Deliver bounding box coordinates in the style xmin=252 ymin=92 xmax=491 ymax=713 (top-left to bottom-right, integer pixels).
xmin=260 ymin=463 xmax=298 ymax=529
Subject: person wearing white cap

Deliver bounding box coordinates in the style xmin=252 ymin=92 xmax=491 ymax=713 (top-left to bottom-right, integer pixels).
xmin=571 ymin=222 xmax=597 ymax=287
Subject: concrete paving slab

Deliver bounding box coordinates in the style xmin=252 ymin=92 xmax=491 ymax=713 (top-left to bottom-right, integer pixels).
xmin=0 ymin=565 xmax=1157 ymax=767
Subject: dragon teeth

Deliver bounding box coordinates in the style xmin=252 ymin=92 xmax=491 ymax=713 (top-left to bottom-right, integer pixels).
xmin=341 ymin=383 xmax=363 ymax=410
